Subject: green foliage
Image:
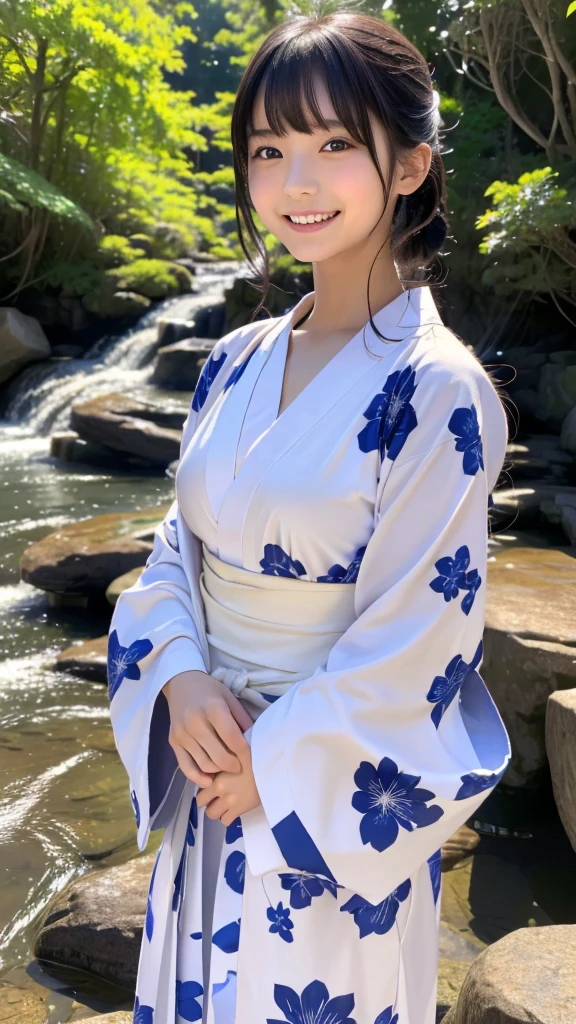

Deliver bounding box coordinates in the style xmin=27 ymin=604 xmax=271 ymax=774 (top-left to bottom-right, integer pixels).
xmin=107 ymin=258 xmax=194 ymax=298
xmin=0 ymin=153 xmax=93 ymax=227
xmin=476 ymin=167 xmax=576 ymax=306
xmin=0 ymin=0 xmax=222 ymax=293
xmin=98 ymin=235 xmax=146 ymax=268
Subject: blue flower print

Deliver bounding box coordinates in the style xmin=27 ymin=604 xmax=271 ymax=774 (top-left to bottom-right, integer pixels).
xmin=225 ymin=817 xmax=243 ymax=844
xmin=426 ymin=639 xmax=483 ymax=729
xmin=145 ymin=852 xmax=160 ymax=941
xmin=224 ymin=851 xmax=246 ymax=895
xmin=212 ymin=918 xmax=241 ymax=954
xmin=173 ymin=842 xmax=186 ymax=913
xmin=176 ymin=979 xmax=204 ymax=1022
xmin=223 ymin=345 xmax=259 ymax=392
xmin=133 ymin=996 xmax=154 ymax=1024
xmin=267 ymin=902 xmax=294 ymax=943
xmin=429 ymin=544 xmax=482 ymax=616
xmin=317 ymin=546 xmax=366 ymax=584
xmin=455 ymin=769 xmax=505 ymax=800
xmin=186 ymin=796 xmax=198 ymax=847
xmin=165 ymin=516 xmax=179 ymax=553
xmin=279 ymin=872 xmax=339 ymax=910
xmin=267 ymin=980 xmax=356 ymax=1024
xmin=190 ymin=931 xmax=202 ymax=940
xmin=340 ymin=879 xmax=411 ymax=938
xmin=192 ymin=350 xmax=227 ymax=411
xmin=375 ymin=1009 xmax=399 ymax=1024
xmin=352 ymin=756 xmax=444 ymax=853
xmin=448 ymin=404 xmax=484 ymax=476
xmin=357 ymin=366 xmax=418 ymax=463
xmin=107 ymin=630 xmax=153 ymax=701
xmin=427 ymin=849 xmax=441 ymax=905
xmin=130 ymin=789 xmax=140 ymax=829
xmin=260 ymin=543 xmax=307 ymax=578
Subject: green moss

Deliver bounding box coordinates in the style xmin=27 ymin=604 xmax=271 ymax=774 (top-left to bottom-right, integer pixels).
xmin=99 ymin=235 xmax=145 ymax=268
xmin=107 ymin=258 xmax=193 ymax=299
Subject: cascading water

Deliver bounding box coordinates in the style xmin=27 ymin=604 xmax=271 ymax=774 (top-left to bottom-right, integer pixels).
xmin=0 ymin=261 xmax=242 ymax=1011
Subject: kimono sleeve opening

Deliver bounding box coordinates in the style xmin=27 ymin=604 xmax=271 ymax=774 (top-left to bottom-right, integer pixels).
xmin=244 ymin=426 xmax=511 ymax=904
xmin=107 ymin=403 xmax=209 ymax=852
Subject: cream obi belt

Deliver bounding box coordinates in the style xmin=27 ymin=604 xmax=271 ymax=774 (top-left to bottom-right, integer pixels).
xmin=199 ymin=543 xmax=357 ymax=716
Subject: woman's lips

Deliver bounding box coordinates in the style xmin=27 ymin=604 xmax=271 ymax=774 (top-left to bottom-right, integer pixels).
xmin=283 ymin=212 xmax=341 ymax=232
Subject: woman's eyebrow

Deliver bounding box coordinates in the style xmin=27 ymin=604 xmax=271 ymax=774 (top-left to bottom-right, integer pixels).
xmin=248 ymin=118 xmax=345 ymax=139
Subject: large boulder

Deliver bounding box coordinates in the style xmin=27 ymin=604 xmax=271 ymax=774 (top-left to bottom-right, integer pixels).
xmin=34 ymin=852 xmax=157 ymax=990
xmin=546 ymin=689 xmax=576 ymax=853
xmin=70 ymin=393 xmax=186 ymax=465
xmin=536 ymin=363 xmax=576 ymax=427
xmin=151 ymin=338 xmax=213 ymax=390
xmin=55 ymin=635 xmax=108 ymax=683
xmin=506 ymin=436 xmax=575 ymax=483
xmin=442 ymin=924 xmax=576 ymax=1023
xmin=0 ymin=307 xmax=51 ymax=384
xmin=20 ymin=504 xmax=169 ymax=596
xmin=483 ymin=545 xmax=576 ymax=792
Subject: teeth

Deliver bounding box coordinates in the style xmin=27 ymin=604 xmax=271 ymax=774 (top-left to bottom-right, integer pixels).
xmin=288 ymin=211 xmax=338 ymax=224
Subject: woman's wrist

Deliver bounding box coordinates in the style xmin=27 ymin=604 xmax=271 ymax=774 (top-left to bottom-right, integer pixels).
xmin=161 ymin=669 xmax=210 ymax=698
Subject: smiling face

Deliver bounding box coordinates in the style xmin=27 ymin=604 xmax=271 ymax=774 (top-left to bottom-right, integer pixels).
xmin=247 ymin=74 xmax=426 ymax=267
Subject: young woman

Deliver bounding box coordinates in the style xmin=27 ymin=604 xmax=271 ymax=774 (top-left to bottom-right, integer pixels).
xmin=108 ymin=12 xmax=511 ymax=1024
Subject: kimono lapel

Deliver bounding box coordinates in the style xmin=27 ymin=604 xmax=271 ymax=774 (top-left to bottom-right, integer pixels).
xmin=203 ymin=285 xmax=444 ymax=564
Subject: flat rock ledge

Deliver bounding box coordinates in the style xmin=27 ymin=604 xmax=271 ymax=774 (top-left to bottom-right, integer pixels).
xmin=34 ymin=852 xmax=156 ymax=990
xmin=20 ymin=505 xmax=169 ymax=595
xmin=442 ymin=924 xmax=576 ymax=1023
xmin=546 ymin=688 xmax=576 ymax=853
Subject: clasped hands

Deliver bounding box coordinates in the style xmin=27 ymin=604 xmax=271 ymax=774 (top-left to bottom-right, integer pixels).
xmin=162 ymin=669 xmax=261 ymax=826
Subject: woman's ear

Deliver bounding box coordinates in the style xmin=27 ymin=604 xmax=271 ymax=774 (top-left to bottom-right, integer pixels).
xmin=394 ymin=143 xmax=432 ymax=198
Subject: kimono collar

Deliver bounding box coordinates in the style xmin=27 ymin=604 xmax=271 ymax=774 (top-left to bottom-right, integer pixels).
xmin=284 ymin=284 xmax=444 ymax=355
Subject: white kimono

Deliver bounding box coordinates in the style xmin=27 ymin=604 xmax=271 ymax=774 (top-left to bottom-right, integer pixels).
xmin=108 ymin=284 xmax=511 ymax=1024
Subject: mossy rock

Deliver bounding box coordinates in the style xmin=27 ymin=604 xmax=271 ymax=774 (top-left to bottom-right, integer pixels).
xmin=107 ymin=259 xmax=193 ymax=299
xmin=128 ymin=233 xmax=154 ymax=257
xmin=98 ymin=235 xmax=146 ymax=269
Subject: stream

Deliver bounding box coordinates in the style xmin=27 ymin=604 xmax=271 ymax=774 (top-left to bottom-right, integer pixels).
xmin=0 ymin=262 xmax=241 ymax=1001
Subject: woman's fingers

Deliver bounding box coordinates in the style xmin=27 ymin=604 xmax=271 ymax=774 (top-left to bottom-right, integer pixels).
xmin=194 ymin=714 xmax=242 ymax=773
xmin=171 ymin=740 xmax=214 ymax=788
xmin=218 ymin=692 xmax=252 ymax=741
xmin=204 ymin=795 xmax=228 ymax=820
xmin=182 ymin=736 xmax=222 ymax=775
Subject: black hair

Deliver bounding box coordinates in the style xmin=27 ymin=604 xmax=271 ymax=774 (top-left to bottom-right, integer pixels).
xmin=230 ymin=11 xmax=449 ymax=336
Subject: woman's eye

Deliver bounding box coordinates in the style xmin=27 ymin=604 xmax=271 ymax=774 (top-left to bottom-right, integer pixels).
xmin=322 ymin=138 xmax=352 ymax=152
xmin=252 ymin=146 xmax=281 ymax=160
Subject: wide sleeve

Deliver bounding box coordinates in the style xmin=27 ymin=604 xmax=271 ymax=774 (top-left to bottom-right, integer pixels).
xmin=242 ymin=369 xmax=511 ymax=905
xmin=107 ymin=331 xmax=238 ymax=851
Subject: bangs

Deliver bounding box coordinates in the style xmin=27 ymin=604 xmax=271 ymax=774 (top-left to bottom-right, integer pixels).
xmin=245 ymin=35 xmax=382 ymax=151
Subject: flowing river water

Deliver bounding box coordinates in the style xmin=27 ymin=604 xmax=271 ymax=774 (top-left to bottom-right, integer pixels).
xmin=0 ymin=262 xmax=242 ymax=1014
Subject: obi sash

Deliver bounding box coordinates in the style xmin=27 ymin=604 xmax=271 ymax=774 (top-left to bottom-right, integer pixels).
xmin=198 ymin=542 xmax=357 ymax=717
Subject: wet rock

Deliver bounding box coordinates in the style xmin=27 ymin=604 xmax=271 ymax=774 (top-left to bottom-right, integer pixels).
xmin=540 ymin=491 xmax=576 ymax=544
xmin=491 ymin=482 xmax=576 ymax=529
xmin=442 ymin=924 xmax=576 ymax=1023
xmin=546 ymin=689 xmax=576 ymax=853
xmin=55 ymin=636 xmax=108 ymax=683
xmin=536 ymin=364 xmax=576 ymax=427
xmin=20 ymin=504 xmax=170 ymax=595
xmin=507 ymin=435 xmax=575 ymax=483
xmin=0 ymin=307 xmax=51 ymax=385
xmin=70 ymin=392 xmax=186 ymax=465
xmin=75 ymin=1015 xmax=132 ymax=1023
xmin=151 ymin=337 xmax=213 ymax=390
xmin=82 ymin=288 xmax=152 ymax=319
xmin=441 ymin=825 xmax=481 ymax=869
xmin=484 ymin=546 xmax=576 ymax=790
xmin=34 ymin=852 xmax=156 ymax=990
xmin=50 ymin=431 xmax=155 ymax=470
xmin=560 ymin=405 xmax=576 ymax=455
xmin=106 ymin=568 xmax=142 ymax=605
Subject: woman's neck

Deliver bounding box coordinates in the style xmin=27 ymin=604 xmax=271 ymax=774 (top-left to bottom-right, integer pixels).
xmin=302 ymin=247 xmax=405 ymax=339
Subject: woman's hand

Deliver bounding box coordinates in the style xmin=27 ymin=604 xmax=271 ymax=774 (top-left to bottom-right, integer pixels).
xmin=162 ymin=670 xmax=253 ymax=789
xmin=196 ymin=742 xmax=261 ymax=825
